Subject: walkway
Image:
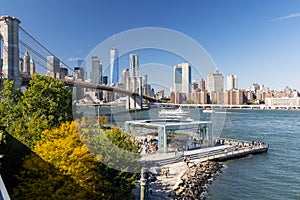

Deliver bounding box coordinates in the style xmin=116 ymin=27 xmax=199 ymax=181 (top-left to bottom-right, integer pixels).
xmin=134 ymin=140 xmax=269 ymax=199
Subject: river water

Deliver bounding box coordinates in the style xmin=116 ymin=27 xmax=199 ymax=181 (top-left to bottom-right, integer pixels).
xmin=78 ymin=107 xmax=300 ymax=199
xmin=206 ymin=109 xmax=300 ymax=200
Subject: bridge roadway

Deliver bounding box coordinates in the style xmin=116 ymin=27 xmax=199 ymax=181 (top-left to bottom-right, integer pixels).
xmin=21 ymin=74 xmax=159 ymax=102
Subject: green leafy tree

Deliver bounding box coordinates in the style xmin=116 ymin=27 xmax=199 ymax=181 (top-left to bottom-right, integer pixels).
xmin=0 ymin=74 xmax=73 ymax=193
xmin=86 ymin=126 xmax=140 ymax=199
xmin=0 ymin=73 xmax=73 ymax=148
xmin=22 ymin=73 xmax=73 ymax=129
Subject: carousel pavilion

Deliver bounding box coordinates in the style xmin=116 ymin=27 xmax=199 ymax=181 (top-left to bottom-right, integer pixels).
xmin=124 ymin=118 xmax=213 ymax=153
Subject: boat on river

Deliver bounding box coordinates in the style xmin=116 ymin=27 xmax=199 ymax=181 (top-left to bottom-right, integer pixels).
xmin=159 ymin=107 xmax=189 ymax=117
xmin=202 ymin=108 xmax=214 ymax=113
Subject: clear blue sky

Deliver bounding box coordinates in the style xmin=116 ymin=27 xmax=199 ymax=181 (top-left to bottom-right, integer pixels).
xmin=1 ymin=0 xmax=300 ymax=91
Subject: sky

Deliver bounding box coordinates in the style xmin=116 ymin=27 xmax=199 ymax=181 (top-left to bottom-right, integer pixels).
xmin=1 ymin=0 xmax=300 ymax=92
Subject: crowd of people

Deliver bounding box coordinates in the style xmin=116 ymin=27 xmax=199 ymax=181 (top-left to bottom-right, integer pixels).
xmin=215 ymin=139 xmax=268 ymax=152
xmin=134 ymin=137 xmax=158 ymax=154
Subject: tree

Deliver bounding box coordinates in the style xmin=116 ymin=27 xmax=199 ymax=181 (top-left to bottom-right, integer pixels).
xmin=22 ymin=73 xmax=73 ymax=129
xmin=13 ymin=122 xmax=138 ymax=199
xmin=83 ymin=126 xmax=140 ymax=199
xmin=0 ymin=74 xmax=73 ymax=148
xmin=0 ymin=74 xmax=73 ymax=194
xmin=13 ymin=121 xmax=101 ymax=199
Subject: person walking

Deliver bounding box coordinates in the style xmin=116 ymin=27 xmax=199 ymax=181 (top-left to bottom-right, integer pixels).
xmin=186 ymin=155 xmax=190 ymax=166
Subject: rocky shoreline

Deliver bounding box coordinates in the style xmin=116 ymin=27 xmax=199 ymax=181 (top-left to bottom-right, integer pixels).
xmin=172 ymin=161 xmax=223 ymax=199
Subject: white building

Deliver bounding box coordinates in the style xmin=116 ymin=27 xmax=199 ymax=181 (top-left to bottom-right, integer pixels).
xmin=174 ymin=62 xmax=192 ymax=94
xmin=265 ymin=97 xmax=300 ymax=106
xmin=206 ymin=69 xmax=224 ymax=93
xmin=226 ymin=74 xmax=238 ymax=91
xmin=122 ymin=69 xmax=130 ymax=86
xmin=46 ymin=56 xmax=61 ymax=79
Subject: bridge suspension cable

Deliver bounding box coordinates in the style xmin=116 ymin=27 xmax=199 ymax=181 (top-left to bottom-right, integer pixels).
xmin=19 ymin=49 xmax=50 ymax=72
xmin=19 ymin=39 xmax=51 ymax=70
xmin=2 ymin=39 xmax=52 ymax=72
xmin=18 ymin=25 xmax=74 ymax=72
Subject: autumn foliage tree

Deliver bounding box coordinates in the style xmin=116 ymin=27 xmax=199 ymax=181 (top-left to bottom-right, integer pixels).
xmin=1 ymin=74 xmax=139 ymax=199
xmin=0 ymin=74 xmax=73 ymax=193
xmin=13 ymin=121 xmax=100 ymax=199
xmin=14 ymin=121 xmax=137 ymax=199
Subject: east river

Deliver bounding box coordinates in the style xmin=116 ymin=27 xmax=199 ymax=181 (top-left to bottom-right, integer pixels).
xmin=77 ymin=107 xmax=300 ymax=199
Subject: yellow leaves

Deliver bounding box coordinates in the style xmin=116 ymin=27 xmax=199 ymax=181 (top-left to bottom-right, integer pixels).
xmin=98 ymin=115 xmax=108 ymax=126
xmin=30 ymin=121 xmax=99 ymax=189
xmin=80 ymin=117 xmax=86 ymax=126
xmin=14 ymin=120 xmax=137 ymax=199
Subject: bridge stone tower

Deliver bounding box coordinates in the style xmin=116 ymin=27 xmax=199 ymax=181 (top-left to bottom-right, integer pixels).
xmin=0 ymin=16 xmax=22 ymax=89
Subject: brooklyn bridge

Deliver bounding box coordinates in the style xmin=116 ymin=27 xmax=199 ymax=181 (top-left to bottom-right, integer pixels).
xmin=0 ymin=15 xmax=159 ymax=110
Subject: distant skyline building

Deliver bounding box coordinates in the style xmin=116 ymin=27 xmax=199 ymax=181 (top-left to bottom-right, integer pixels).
xmin=192 ymin=79 xmax=199 ymax=91
xmin=73 ymin=66 xmax=85 ymax=79
xmin=30 ymin=58 xmax=35 ymax=75
xmin=91 ymin=56 xmax=102 ymax=84
xmin=110 ymin=48 xmax=119 ymax=85
xmin=227 ymin=74 xmax=238 ymax=91
xmin=77 ymin=59 xmax=84 ymax=67
xmin=103 ymin=76 xmax=108 ymax=85
xmin=0 ymin=39 xmax=2 ymax=70
xmin=174 ymin=62 xmax=192 ymax=94
xmin=47 ymin=55 xmax=60 ymax=79
xmin=23 ymin=50 xmax=30 ymax=74
xmin=122 ymin=68 xmax=130 ymax=87
xmin=130 ymin=54 xmax=139 ymax=77
xmin=206 ymin=69 xmax=224 ymax=93
xmin=200 ymin=78 xmax=206 ymax=90
xmin=19 ymin=50 xmax=35 ymax=75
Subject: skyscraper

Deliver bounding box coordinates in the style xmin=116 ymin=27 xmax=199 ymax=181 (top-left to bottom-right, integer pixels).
xmin=200 ymin=78 xmax=206 ymax=91
xmin=122 ymin=69 xmax=130 ymax=88
xmin=130 ymin=54 xmax=139 ymax=77
xmin=0 ymin=39 xmax=2 ymax=71
xmin=23 ymin=50 xmax=30 ymax=74
xmin=206 ymin=69 xmax=224 ymax=93
xmin=226 ymin=75 xmax=238 ymax=91
xmin=91 ymin=56 xmax=102 ymax=84
xmin=174 ymin=62 xmax=192 ymax=94
xmin=30 ymin=58 xmax=35 ymax=75
xmin=110 ymin=48 xmax=119 ymax=85
xmin=47 ymin=56 xmax=60 ymax=79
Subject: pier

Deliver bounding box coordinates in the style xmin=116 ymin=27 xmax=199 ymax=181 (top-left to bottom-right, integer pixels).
xmin=135 ymin=139 xmax=269 ymax=199
xmin=141 ymin=138 xmax=268 ymax=166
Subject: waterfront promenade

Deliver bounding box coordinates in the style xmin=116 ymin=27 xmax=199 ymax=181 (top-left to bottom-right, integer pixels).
xmin=134 ymin=139 xmax=269 ymax=199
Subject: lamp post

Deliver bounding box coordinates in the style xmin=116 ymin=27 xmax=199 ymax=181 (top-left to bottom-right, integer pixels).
xmin=98 ymin=105 xmax=100 ymax=133
xmin=140 ymin=167 xmax=149 ymax=200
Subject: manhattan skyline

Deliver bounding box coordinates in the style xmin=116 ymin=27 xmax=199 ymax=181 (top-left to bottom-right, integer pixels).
xmin=1 ymin=0 xmax=300 ymax=91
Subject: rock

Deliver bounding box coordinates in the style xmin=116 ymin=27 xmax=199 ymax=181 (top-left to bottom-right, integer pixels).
xmin=173 ymin=161 xmax=223 ymax=199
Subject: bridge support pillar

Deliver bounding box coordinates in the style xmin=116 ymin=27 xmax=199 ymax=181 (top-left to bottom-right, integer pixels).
xmin=126 ymin=94 xmax=143 ymax=110
xmin=126 ymin=77 xmax=143 ymax=110
xmin=0 ymin=16 xmax=22 ymax=89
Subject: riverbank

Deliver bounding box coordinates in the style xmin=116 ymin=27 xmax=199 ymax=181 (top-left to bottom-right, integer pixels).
xmin=173 ymin=161 xmax=223 ymax=199
xmin=133 ymin=158 xmax=223 ymax=199
xmin=134 ymin=140 xmax=268 ymax=199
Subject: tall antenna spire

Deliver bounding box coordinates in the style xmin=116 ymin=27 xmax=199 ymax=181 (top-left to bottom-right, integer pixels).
xmin=113 ymin=34 xmax=116 ymax=48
